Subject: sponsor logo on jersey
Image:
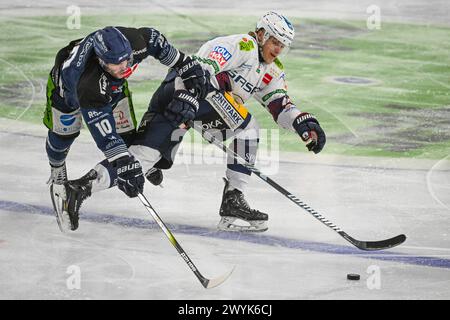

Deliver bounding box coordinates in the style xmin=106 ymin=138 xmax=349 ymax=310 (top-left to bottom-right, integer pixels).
xmin=208 ymin=46 xmax=232 ymax=67
xmin=133 ymin=47 xmax=147 ymax=55
xmin=227 ymin=70 xmax=259 ymax=94
xmin=87 ymin=110 xmax=102 ymax=119
xmin=201 ymin=119 xmax=223 ymax=130
xmin=269 ymin=65 xmax=282 ymax=79
xmin=114 ymin=110 xmax=131 ymax=129
xmin=111 ymin=85 xmax=123 ymax=94
xmin=207 ymin=92 xmax=248 ymax=130
xmin=99 ymin=74 xmax=108 ymax=95
xmin=262 ymin=73 xmax=273 ymax=85
xmin=239 ymin=38 xmax=255 ymax=51
xmin=245 ymin=152 xmax=257 ymax=163
xmin=106 ymin=139 xmax=123 ymax=149
xmin=273 ymin=58 xmax=284 ymax=70
xmin=261 ymin=89 xmax=287 ymax=102
xmin=149 ymin=30 xmax=165 ymax=47
xmin=76 ymin=38 xmax=93 ymax=67
xmin=210 ymin=93 xmax=244 ymax=127
xmin=55 ymin=111 xmax=81 ymax=134
xmin=60 ymin=114 xmax=77 ymax=126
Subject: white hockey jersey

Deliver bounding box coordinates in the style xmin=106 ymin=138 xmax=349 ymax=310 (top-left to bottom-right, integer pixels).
xmin=194 ymin=33 xmax=301 ymax=130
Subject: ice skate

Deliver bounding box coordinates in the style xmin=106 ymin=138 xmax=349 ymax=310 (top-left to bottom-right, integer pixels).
xmin=218 ymin=178 xmax=268 ymax=232
xmin=50 ymin=169 xmax=96 ymax=232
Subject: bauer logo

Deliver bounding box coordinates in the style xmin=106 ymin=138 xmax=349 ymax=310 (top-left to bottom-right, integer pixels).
xmin=60 ymin=114 xmax=77 ymax=126
xmin=208 ymin=46 xmax=232 ymax=67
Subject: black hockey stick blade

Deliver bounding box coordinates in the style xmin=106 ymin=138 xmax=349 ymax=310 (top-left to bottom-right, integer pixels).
xmin=203 ymin=266 xmax=235 ymax=289
xmin=340 ymin=232 xmax=406 ymax=251
xmin=137 ymin=193 xmax=234 ymax=289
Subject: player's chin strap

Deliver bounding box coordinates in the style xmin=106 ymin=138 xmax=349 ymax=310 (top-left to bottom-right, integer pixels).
xmin=188 ymin=120 xmax=407 ymax=251
xmin=136 ymin=192 xmax=234 ymax=288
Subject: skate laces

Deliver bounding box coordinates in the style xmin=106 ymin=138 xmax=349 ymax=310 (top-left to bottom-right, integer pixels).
xmin=229 ymin=190 xmax=255 ymax=213
xmin=47 ymin=165 xmax=67 ymax=185
xmin=237 ymin=192 xmax=251 ymax=210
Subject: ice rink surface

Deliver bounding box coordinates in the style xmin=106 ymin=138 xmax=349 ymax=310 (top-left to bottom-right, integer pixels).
xmin=0 ymin=0 xmax=449 ymax=300
xmin=0 ymin=120 xmax=449 ymax=300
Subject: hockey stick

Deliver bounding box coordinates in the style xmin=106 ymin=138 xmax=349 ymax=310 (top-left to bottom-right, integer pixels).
xmin=137 ymin=192 xmax=234 ymax=288
xmin=189 ymin=121 xmax=406 ymax=251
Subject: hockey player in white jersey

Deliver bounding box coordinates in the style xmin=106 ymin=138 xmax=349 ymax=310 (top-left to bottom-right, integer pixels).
xmin=190 ymin=12 xmax=325 ymax=231
xmin=65 ymin=12 xmax=326 ymax=232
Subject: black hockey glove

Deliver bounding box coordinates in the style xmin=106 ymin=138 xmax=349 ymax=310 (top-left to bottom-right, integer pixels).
xmin=164 ymin=90 xmax=199 ymax=127
xmin=175 ymin=56 xmax=210 ymax=100
xmin=114 ymin=156 xmax=145 ymax=198
xmin=293 ymin=113 xmax=326 ymax=154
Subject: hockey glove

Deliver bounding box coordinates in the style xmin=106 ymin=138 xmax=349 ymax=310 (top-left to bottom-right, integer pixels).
xmin=114 ymin=156 xmax=145 ymax=198
xmin=164 ymin=90 xmax=199 ymax=127
xmin=175 ymin=56 xmax=211 ymax=100
xmin=293 ymin=113 xmax=326 ymax=154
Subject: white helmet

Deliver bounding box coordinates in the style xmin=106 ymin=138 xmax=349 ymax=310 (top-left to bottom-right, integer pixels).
xmin=256 ymin=11 xmax=295 ymax=47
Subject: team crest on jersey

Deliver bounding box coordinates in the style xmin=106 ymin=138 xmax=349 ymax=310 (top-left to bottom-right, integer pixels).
xmin=208 ymin=46 xmax=232 ymax=67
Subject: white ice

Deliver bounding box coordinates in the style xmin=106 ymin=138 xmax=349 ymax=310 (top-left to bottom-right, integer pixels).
xmin=0 ymin=0 xmax=449 ymax=300
xmin=0 ymin=119 xmax=449 ymax=300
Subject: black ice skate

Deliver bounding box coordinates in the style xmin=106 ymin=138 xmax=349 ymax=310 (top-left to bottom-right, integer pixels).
xmin=145 ymin=167 xmax=163 ymax=186
xmin=218 ymin=178 xmax=268 ymax=232
xmin=50 ymin=169 xmax=96 ymax=232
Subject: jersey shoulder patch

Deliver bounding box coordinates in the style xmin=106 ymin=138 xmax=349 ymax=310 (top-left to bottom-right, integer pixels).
xmin=273 ymin=58 xmax=284 ymax=70
xmin=239 ymin=36 xmax=256 ymax=51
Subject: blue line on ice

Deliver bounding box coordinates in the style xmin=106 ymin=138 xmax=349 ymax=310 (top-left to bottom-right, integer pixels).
xmin=1 ymin=199 xmax=449 ymax=269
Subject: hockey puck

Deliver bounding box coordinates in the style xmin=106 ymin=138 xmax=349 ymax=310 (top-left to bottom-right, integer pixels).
xmin=347 ymin=273 xmax=360 ymax=280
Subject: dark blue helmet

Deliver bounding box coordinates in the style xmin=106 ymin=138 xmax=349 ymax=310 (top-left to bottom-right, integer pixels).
xmin=93 ymin=27 xmax=132 ymax=64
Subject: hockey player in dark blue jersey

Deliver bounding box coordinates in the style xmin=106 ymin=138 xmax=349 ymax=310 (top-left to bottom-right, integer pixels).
xmin=44 ymin=26 xmax=210 ymax=232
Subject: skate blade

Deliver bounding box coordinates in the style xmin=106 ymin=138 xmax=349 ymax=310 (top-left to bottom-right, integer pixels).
xmin=217 ymin=217 xmax=268 ymax=232
xmin=49 ymin=184 xmax=72 ymax=233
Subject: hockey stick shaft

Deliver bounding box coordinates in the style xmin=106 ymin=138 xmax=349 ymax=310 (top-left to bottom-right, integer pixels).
xmin=137 ymin=193 xmax=219 ymax=288
xmin=189 ymin=121 xmax=405 ymax=250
